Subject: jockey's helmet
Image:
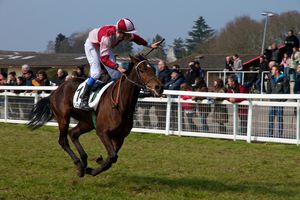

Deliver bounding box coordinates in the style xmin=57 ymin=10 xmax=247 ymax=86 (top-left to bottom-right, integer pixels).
xmin=116 ymin=18 xmax=136 ymax=33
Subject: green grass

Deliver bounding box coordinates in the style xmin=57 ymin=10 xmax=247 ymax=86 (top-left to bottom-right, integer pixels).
xmin=1 ymin=123 xmax=300 ymax=199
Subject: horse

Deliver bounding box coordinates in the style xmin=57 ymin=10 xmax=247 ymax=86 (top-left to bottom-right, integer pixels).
xmin=28 ymin=55 xmax=164 ymax=177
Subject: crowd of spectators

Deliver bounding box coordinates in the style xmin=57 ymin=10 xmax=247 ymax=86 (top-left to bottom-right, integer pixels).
xmin=1 ymin=29 xmax=299 ymax=136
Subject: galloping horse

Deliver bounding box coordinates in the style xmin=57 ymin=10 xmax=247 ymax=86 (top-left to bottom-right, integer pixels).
xmin=28 ymin=55 xmax=163 ymax=177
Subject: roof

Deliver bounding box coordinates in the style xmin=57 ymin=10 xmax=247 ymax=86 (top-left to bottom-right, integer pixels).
xmin=0 ymin=50 xmax=88 ymax=67
xmin=0 ymin=50 xmax=161 ymax=68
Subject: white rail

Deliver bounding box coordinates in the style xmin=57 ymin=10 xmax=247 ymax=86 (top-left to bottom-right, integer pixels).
xmin=0 ymin=85 xmax=299 ymax=145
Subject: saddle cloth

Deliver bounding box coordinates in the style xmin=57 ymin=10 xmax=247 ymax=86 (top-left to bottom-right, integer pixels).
xmin=73 ymin=80 xmax=113 ymax=111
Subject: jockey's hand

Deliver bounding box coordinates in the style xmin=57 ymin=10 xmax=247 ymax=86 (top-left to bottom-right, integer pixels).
xmin=150 ymin=41 xmax=162 ymax=49
xmin=117 ymin=66 xmax=126 ymax=73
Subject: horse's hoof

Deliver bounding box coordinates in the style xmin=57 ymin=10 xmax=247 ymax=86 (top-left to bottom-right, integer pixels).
xmin=96 ymin=156 xmax=103 ymax=164
xmin=77 ymin=169 xmax=85 ymax=178
xmin=85 ymin=167 xmax=93 ymax=175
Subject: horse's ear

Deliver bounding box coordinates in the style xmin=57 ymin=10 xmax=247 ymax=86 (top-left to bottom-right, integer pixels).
xmin=129 ymin=54 xmax=139 ymax=64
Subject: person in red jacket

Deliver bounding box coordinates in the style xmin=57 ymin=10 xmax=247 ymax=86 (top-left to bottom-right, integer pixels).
xmin=226 ymin=75 xmax=248 ymax=134
xmin=80 ymin=18 xmax=160 ymax=110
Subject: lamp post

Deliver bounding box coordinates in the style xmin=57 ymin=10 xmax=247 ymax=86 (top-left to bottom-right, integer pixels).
xmin=261 ymin=11 xmax=274 ymax=55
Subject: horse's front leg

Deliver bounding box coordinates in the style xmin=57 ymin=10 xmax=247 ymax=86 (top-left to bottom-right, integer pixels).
xmin=86 ymin=130 xmax=118 ymax=176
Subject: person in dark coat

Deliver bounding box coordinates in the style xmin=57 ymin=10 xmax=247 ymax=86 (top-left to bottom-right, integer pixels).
xmin=164 ymin=69 xmax=185 ymax=90
xmin=157 ymin=60 xmax=171 ymax=85
xmin=285 ymin=30 xmax=300 ymax=57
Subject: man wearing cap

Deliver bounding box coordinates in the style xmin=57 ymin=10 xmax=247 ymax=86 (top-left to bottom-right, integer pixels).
xmin=80 ymin=18 xmax=161 ymax=110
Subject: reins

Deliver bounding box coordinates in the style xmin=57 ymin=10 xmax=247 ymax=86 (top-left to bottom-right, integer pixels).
xmin=110 ymin=60 xmax=153 ymax=109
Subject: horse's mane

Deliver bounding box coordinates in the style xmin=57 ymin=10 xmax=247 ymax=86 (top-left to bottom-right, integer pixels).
xmin=126 ymin=54 xmax=148 ymax=73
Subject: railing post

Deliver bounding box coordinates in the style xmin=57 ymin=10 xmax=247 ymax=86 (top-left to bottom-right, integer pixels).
xmin=242 ymin=72 xmax=245 ymax=85
xmin=4 ymin=90 xmax=8 ymax=122
xmin=297 ymin=99 xmax=300 ymax=146
xmin=165 ymin=95 xmax=171 ymax=135
xmin=177 ymin=96 xmax=182 ymax=136
xmin=223 ymin=70 xmax=226 ymax=85
xmin=233 ymin=104 xmax=238 ymax=141
xmin=247 ymin=100 xmax=253 ymax=143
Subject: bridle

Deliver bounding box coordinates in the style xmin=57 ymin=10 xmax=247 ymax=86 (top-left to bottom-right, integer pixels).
xmin=111 ymin=59 xmax=158 ymax=108
xmin=124 ymin=60 xmax=158 ymax=93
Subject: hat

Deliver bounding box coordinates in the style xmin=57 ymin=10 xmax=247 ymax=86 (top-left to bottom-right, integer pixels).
xmin=116 ymin=18 xmax=136 ymax=33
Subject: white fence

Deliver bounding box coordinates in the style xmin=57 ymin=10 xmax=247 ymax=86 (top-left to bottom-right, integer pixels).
xmin=0 ymin=85 xmax=300 ymax=145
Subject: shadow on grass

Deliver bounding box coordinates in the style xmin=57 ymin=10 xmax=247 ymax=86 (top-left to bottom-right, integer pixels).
xmin=124 ymin=175 xmax=296 ymax=197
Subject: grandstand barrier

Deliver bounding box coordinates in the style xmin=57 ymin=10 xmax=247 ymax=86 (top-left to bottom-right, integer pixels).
xmin=0 ymin=85 xmax=299 ymax=145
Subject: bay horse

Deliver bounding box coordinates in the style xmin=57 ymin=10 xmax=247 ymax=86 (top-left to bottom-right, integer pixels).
xmin=28 ymin=55 xmax=163 ymax=177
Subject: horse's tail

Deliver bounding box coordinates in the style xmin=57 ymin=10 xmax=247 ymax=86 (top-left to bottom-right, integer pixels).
xmin=28 ymin=95 xmax=53 ymax=130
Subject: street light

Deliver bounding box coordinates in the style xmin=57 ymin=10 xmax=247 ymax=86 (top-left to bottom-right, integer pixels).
xmin=261 ymin=11 xmax=274 ymax=55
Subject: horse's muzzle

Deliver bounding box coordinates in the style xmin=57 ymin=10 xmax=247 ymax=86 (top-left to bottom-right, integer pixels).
xmin=153 ymin=84 xmax=164 ymax=97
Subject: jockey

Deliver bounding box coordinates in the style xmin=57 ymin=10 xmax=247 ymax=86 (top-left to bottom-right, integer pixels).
xmin=80 ymin=18 xmax=160 ymax=110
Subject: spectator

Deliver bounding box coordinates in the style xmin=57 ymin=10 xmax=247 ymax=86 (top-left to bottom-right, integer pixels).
xmin=225 ymin=56 xmax=233 ymax=71
xmin=21 ymin=64 xmax=30 ymax=75
xmin=164 ymin=69 xmax=185 ymax=90
xmin=232 ymin=54 xmax=243 ymax=83
xmin=266 ymin=65 xmax=290 ymax=138
xmin=294 ymin=63 xmax=300 ymax=94
xmin=245 ymin=66 xmax=258 ymax=92
xmin=164 ymin=69 xmax=185 ymax=129
xmin=180 ymin=83 xmax=196 ymax=130
xmin=212 ymin=79 xmax=228 ymax=133
xmin=284 ymin=30 xmax=300 ymax=57
xmin=32 ymin=70 xmax=50 ymax=93
xmin=6 ymin=71 xmax=17 ymax=86
xmin=185 ymin=60 xmax=205 ymax=87
xmin=0 ymin=72 xmax=7 ymax=85
xmin=23 ymin=70 xmax=34 ymax=88
xmin=15 ymin=76 xmax=25 ymax=94
xmin=172 ymin=64 xmax=185 ymax=81
xmin=192 ymin=78 xmax=211 ymax=132
xmin=6 ymin=71 xmax=17 ymax=93
xmin=270 ymin=43 xmax=280 ymax=64
xmin=155 ymin=59 xmax=171 ymax=129
xmin=255 ymin=55 xmax=269 ymax=93
xmin=157 ymin=60 xmax=171 ymax=85
xmin=54 ymin=68 xmax=68 ymax=86
xmin=75 ymin=65 xmax=88 ymax=79
xmin=226 ymin=75 xmax=248 ymax=135
xmin=280 ymin=53 xmax=291 ymax=79
xmin=290 ymin=47 xmax=300 ymax=94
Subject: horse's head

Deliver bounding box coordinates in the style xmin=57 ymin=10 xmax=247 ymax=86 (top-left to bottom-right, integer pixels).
xmin=128 ymin=54 xmax=163 ymax=97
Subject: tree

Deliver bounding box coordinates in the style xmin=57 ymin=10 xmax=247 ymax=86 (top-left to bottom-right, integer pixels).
xmin=54 ymin=33 xmax=70 ymax=53
xmin=172 ymin=37 xmax=187 ymax=59
xmin=185 ymin=16 xmax=215 ymax=54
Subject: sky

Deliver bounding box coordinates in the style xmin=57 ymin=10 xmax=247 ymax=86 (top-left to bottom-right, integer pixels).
xmin=0 ymin=0 xmax=299 ymax=52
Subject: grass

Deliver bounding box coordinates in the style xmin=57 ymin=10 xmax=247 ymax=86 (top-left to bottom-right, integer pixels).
xmin=1 ymin=123 xmax=300 ymax=199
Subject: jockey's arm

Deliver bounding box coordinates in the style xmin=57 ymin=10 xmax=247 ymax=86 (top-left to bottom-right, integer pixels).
xmin=129 ymin=34 xmax=160 ymax=49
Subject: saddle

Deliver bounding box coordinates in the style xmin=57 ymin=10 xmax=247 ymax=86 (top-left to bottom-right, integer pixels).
xmin=73 ymin=80 xmax=113 ymax=111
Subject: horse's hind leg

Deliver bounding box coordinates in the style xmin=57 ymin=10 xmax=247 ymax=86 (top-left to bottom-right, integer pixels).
xmin=69 ymin=121 xmax=93 ymax=168
xmin=58 ymin=120 xmax=85 ymax=177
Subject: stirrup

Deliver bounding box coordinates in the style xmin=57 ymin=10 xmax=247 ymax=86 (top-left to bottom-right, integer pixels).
xmin=79 ymin=101 xmax=92 ymax=111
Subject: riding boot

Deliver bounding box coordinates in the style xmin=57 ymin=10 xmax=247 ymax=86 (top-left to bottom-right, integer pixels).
xmin=79 ymin=84 xmax=93 ymax=110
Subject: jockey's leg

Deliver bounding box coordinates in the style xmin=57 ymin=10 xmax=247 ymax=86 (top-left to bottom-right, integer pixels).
xmin=80 ymin=39 xmax=101 ymax=110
